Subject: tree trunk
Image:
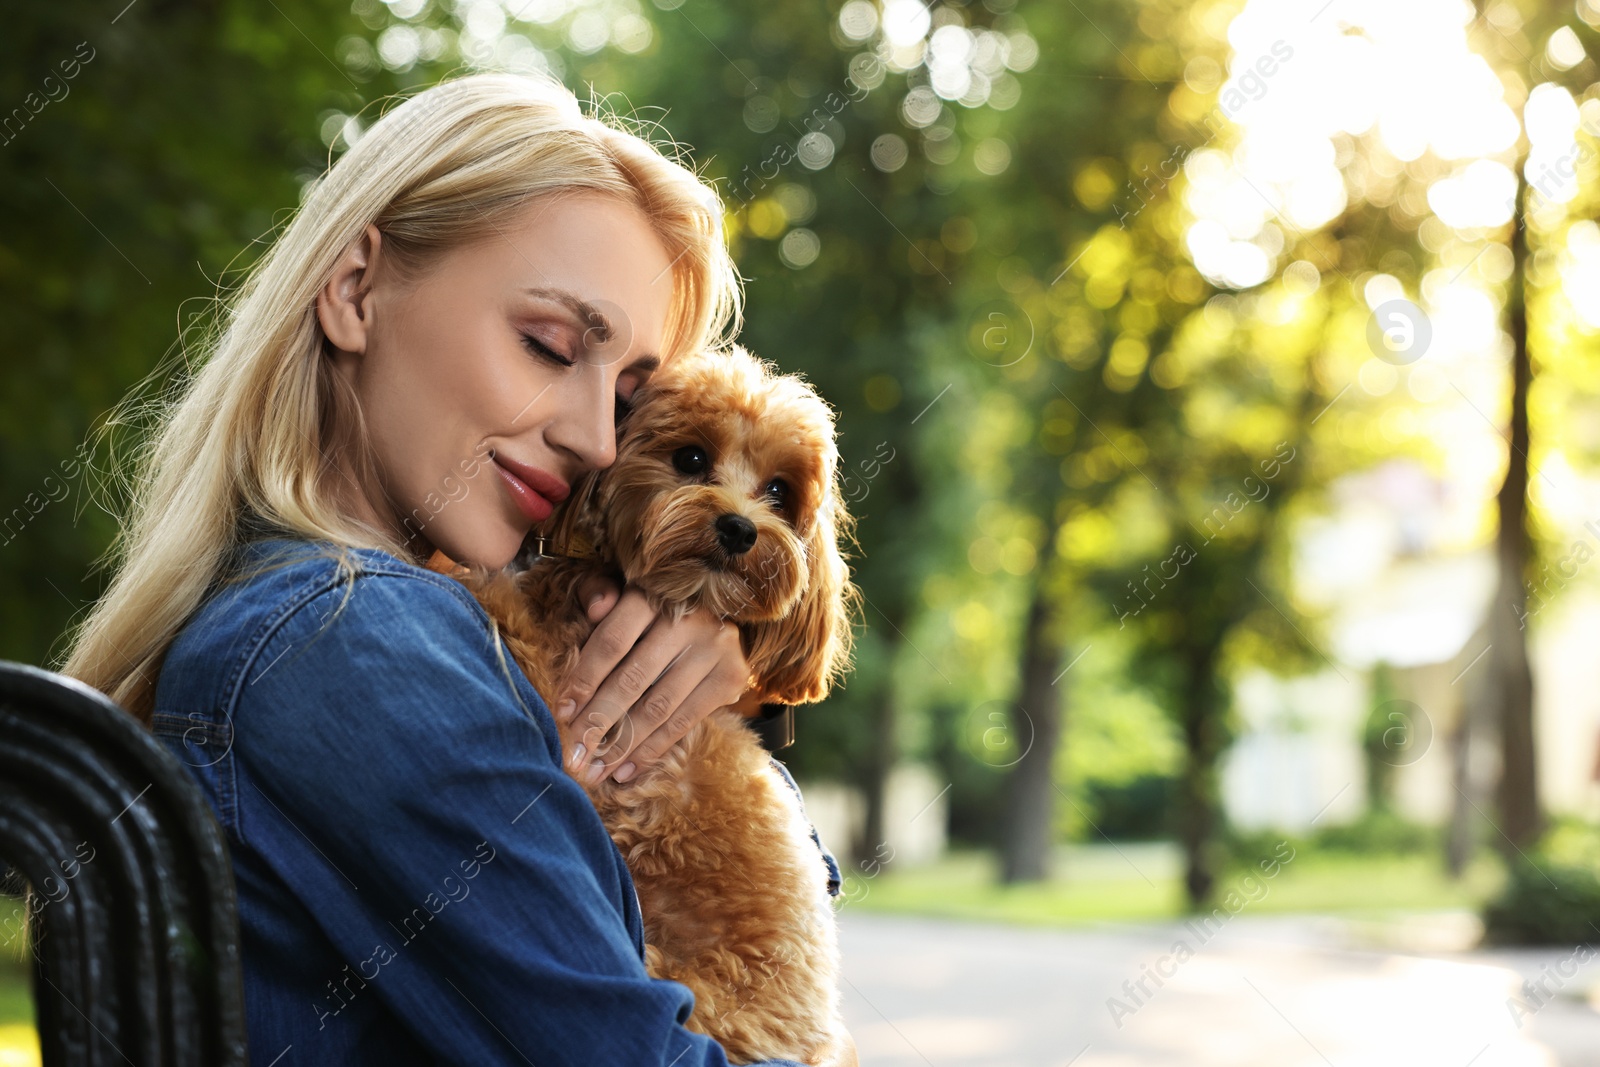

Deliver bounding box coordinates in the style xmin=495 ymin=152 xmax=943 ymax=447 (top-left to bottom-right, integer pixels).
xmin=856 ymin=679 xmax=898 ymax=872
xmin=1489 ymin=173 xmax=1542 ymax=855
xmin=1000 ymin=582 xmax=1065 ymax=883
xmin=1447 ymin=626 xmax=1494 ymax=877
xmin=1176 ymin=644 xmax=1223 ymax=907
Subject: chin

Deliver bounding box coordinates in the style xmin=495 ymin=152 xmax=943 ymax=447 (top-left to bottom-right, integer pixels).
xmin=424 ymin=512 xmax=527 ymax=572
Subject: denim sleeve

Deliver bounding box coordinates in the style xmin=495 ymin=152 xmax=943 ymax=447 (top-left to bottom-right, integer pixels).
xmin=231 ymin=571 xmax=806 ymax=1067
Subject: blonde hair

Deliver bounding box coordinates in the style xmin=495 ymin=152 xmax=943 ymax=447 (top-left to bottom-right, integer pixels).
xmin=62 ymin=73 xmax=743 ymax=725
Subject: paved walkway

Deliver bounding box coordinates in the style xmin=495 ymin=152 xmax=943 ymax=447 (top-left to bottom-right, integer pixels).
xmin=837 ymin=912 xmax=1600 ymax=1067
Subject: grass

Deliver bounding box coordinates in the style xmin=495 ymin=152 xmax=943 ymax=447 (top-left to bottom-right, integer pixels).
xmin=845 ymin=844 xmax=1507 ymax=927
xmin=0 ymin=950 xmax=35 ymax=1067
xmin=1241 ymin=851 xmax=1503 ymax=916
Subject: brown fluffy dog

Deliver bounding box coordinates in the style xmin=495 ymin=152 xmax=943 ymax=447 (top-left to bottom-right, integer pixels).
xmin=444 ymin=345 xmax=859 ymax=1065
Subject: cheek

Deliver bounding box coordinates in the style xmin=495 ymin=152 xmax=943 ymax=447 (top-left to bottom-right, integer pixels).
xmin=350 ymin=290 xmax=586 ymax=570
xmin=361 ymin=366 xmax=462 ymax=503
xmin=362 ymin=307 xmax=526 ymax=493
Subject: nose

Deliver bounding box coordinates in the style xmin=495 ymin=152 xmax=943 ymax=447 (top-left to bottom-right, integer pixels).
xmin=715 ymin=513 xmax=758 ymax=555
xmin=544 ymin=367 xmax=618 ymax=471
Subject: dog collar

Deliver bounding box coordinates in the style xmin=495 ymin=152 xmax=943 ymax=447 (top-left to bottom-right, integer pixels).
xmin=531 ymin=532 xmax=603 ymax=561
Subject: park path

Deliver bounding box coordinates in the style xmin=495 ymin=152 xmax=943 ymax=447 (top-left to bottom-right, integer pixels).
xmin=836 ymin=912 xmax=1600 ymax=1067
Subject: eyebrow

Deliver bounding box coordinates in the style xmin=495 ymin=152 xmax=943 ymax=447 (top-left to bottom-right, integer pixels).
xmin=523 ymin=286 xmax=660 ymax=373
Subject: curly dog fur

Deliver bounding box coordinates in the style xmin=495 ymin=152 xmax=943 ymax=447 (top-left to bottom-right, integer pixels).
xmin=444 ymin=345 xmax=860 ymax=1064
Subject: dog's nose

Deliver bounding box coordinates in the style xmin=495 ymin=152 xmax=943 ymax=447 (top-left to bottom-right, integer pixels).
xmin=715 ymin=514 xmax=758 ymax=555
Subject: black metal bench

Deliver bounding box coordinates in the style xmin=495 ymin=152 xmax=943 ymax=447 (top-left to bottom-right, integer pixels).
xmin=0 ymin=661 xmax=247 ymax=1066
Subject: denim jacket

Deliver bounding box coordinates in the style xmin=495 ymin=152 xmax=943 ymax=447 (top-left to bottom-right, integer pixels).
xmin=151 ymin=536 xmax=840 ymax=1067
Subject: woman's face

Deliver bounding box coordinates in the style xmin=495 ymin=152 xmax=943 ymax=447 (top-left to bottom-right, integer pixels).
xmin=318 ymin=192 xmax=675 ymax=568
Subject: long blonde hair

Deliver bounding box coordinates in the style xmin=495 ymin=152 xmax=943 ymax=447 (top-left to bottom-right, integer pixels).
xmin=62 ymin=73 xmax=743 ymax=725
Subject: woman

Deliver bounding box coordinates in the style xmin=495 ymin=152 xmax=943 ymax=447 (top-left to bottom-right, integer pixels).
xmin=63 ymin=73 xmax=855 ymax=1066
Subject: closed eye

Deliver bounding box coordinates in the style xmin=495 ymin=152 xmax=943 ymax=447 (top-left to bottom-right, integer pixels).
xmin=521 ymin=333 xmax=575 ymax=367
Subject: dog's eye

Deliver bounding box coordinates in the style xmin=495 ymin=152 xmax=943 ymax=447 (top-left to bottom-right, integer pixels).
xmin=764 ymin=478 xmax=790 ymax=509
xmin=673 ymin=446 xmax=709 ymax=475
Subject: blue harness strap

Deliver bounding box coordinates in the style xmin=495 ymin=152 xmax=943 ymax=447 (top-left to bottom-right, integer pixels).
xmin=765 ymin=756 xmax=843 ymax=899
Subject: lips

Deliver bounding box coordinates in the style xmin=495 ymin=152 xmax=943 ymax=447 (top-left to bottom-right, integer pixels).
xmin=491 ymin=451 xmax=570 ymax=525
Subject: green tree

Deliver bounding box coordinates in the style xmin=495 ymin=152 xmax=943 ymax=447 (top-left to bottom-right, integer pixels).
xmin=0 ymin=2 xmax=381 ymax=669
xmin=356 ymin=0 xmax=1053 ymax=867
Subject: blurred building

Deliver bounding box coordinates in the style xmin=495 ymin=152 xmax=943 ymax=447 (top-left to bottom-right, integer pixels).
xmin=1222 ymin=459 xmax=1600 ymax=833
xmin=798 ymin=763 xmax=949 ymax=871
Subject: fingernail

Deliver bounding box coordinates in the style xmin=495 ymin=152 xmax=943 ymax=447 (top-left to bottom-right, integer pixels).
xmin=584 ymin=760 xmax=607 ymax=784
xmin=613 ymin=761 xmax=636 ymax=783
xmin=568 ymin=744 xmax=586 ymax=772
xmin=556 ymin=699 xmax=575 ymax=723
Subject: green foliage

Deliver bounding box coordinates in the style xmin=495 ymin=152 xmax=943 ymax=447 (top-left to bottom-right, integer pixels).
xmin=1360 ymin=663 xmax=1402 ymax=811
xmin=1219 ymin=825 xmax=1305 ymax=875
xmin=1484 ymin=861 xmax=1600 ymax=947
xmin=1054 ymin=626 xmax=1182 ymax=842
xmin=9 ymin=0 xmax=1556 ymax=903
xmin=1080 ymin=774 xmax=1175 ymax=841
xmin=923 ymin=699 xmax=1009 ymax=848
xmin=1484 ymin=819 xmax=1600 ymax=946
xmin=1313 ymin=810 xmax=1440 ymax=856
xmin=1220 ymin=811 xmax=1441 ymax=872
xmin=0 ymin=1 xmax=384 ymax=666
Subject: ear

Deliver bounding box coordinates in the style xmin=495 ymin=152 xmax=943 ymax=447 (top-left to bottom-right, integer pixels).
xmin=316 ymin=224 xmax=383 ymax=357
xmin=742 ymin=499 xmax=860 ymax=706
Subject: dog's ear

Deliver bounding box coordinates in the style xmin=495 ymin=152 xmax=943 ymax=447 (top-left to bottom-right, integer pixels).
xmin=741 ymin=497 xmax=860 ymax=705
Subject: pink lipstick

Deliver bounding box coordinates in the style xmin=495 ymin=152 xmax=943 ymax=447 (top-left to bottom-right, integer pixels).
xmin=491 ymin=451 xmax=570 ymax=524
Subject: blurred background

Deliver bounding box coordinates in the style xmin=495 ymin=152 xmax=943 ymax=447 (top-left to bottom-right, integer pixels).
xmin=6 ymin=0 xmax=1600 ymax=1062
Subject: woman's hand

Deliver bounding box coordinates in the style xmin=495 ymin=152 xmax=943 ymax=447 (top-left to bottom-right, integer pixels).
xmin=555 ymin=574 xmax=753 ymax=784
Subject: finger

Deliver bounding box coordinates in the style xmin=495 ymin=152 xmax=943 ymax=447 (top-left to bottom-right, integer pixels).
xmin=574 ymin=702 xmax=647 ymax=782
xmin=586 ymin=586 xmax=620 ymax=623
xmin=609 ymin=658 xmax=749 ymax=783
xmin=591 ymin=650 xmax=718 ymax=781
xmin=578 ymin=572 xmax=622 ymax=623
xmin=570 ymin=618 xmax=688 ymax=761
xmin=557 ymin=586 xmax=652 ymax=728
